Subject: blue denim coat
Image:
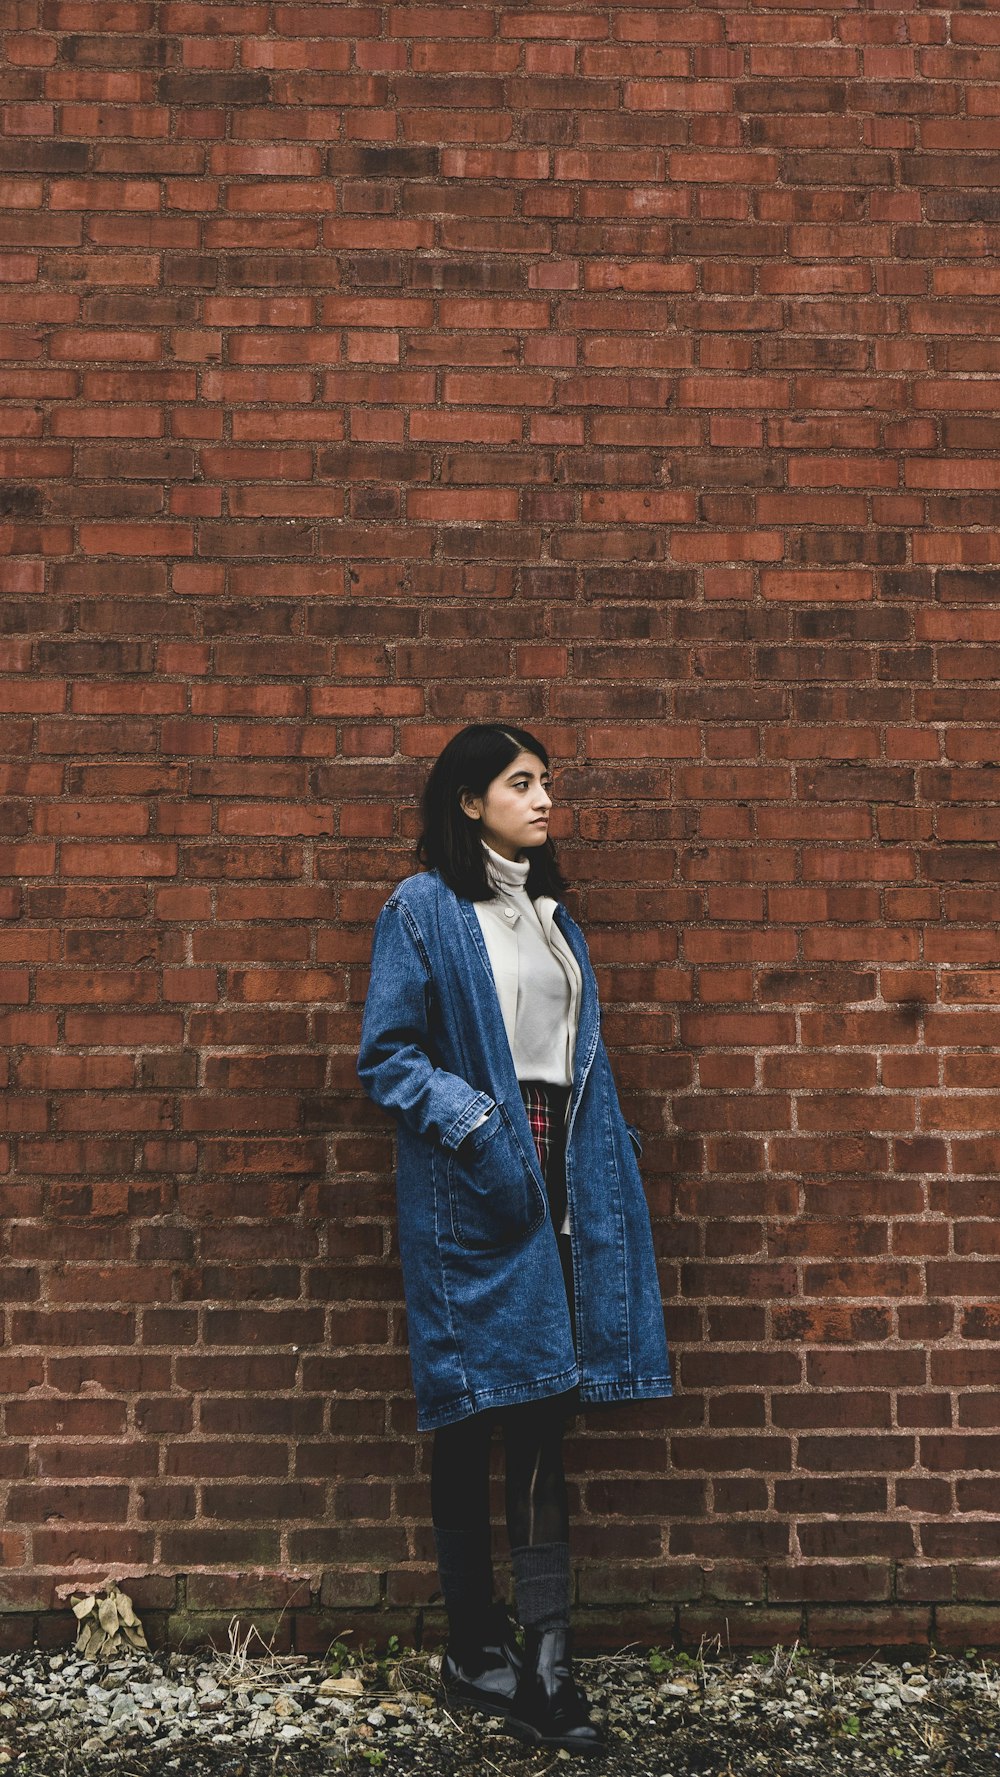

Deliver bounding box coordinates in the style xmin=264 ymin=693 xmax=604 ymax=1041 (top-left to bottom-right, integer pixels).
xmin=357 ymin=870 xmax=672 ymax=1430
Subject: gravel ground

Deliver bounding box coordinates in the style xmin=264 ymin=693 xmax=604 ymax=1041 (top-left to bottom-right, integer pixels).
xmin=2 ymin=1640 xmax=999 ymax=1776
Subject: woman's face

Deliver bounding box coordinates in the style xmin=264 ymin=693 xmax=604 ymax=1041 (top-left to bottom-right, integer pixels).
xmin=460 ymin=750 xmax=553 ymax=862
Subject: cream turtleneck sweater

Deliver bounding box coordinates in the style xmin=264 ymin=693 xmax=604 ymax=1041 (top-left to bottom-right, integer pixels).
xmin=473 ymin=845 xmax=582 ymax=1087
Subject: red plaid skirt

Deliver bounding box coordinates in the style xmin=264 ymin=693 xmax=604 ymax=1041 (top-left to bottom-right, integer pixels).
xmin=519 ymin=1080 xmax=570 ymax=1232
xmin=520 ymin=1082 xmax=560 ymax=1177
xmin=520 ymin=1080 xmax=576 ymax=1352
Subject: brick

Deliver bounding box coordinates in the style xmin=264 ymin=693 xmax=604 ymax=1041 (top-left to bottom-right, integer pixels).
xmin=934 ymin=1608 xmax=1000 ymax=1650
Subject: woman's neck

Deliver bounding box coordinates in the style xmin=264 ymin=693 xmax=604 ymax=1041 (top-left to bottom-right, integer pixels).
xmin=484 ymin=843 xmax=530 ymax=889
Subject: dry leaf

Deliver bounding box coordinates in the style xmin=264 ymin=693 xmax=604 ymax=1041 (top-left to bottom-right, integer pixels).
xmin=78 ymin=1625 xmax=104 ymax=1660
xmin=71 ymin=1582 xmax=147 ymax=1662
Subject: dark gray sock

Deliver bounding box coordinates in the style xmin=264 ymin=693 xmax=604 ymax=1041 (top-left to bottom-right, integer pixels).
xmin=433 ymin=1525 xmax=494 ymax=1637
xmin=510 ymin=1540 xmax=572 ymax=1632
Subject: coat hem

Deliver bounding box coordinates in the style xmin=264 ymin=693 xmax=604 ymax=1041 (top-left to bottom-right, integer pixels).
xmin=579 ymin=1375 xmax=673 ymax=1405
xmin=415 ymin=1363 xmax=582 ymax=1431
xmin=415 ymin=1369 xmax=673 ymax=1431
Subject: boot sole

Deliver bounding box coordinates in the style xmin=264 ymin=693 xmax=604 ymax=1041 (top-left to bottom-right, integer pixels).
xmin=500 ymin=1715 xmax=605 ymax=1756
xmin=441 ymin=1683 xmax=517 ymax=1721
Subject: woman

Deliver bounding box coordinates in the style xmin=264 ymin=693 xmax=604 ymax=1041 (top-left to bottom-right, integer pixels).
xmin=357 ymin=724 xmax=671 ymax=1756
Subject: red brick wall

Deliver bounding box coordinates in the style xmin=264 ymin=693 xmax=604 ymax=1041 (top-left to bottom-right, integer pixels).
xmin=2 ymin=0 xmax=1000 ymax=1652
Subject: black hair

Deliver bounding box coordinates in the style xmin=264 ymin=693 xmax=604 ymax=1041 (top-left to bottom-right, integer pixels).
xmin=416 ymin=723 xmax=569 ymax=902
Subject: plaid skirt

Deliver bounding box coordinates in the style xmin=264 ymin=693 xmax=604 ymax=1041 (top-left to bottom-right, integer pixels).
xmin=519 ymin=1080 xmax=576 ymax=1348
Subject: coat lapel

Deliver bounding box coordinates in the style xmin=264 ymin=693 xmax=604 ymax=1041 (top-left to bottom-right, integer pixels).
xmin=535 ymin=896 xmax=583 ymax=1075
xmin=553 ymin=905 xmax=601 ymax=1118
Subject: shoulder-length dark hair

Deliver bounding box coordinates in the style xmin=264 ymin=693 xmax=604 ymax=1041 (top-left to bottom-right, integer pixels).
xmin=417 ymin=724 xmax=568 ymax=903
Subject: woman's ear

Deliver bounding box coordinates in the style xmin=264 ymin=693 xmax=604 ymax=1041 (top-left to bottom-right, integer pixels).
xmin=459 ymin=790 xmax=482 ymax=821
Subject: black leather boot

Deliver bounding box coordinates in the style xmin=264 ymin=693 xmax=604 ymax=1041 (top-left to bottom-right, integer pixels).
xmin=440 ymin=1601 xmax=522 ymax=1716
xmin=504 ymin=1626 xmax=604 ymax=1755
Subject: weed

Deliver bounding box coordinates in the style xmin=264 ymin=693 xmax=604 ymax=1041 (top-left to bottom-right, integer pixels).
xmin=212 ymin=1611 xmax=308 ymax=1690
xmin=768 ymin=1640 xmax=802 ymax=1686
xmin=326 ymin=1638 xmax=358 ymax=1678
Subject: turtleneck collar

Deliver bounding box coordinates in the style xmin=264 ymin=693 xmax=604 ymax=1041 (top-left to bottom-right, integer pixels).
xmin=483 ymin=843 xmax=530 ymax=892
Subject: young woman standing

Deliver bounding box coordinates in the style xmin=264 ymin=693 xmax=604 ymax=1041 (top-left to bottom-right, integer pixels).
xmin=358 ymin=724 xmax=671 ymax=1756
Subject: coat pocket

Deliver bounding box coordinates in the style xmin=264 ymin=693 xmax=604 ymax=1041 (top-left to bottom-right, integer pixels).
xmin=446 ymin=1103 xmax=546 ymax=1251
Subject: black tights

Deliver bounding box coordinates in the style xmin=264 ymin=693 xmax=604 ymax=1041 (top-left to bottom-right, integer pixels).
xmin=431 ymin=1394 xmax=571 ymax=1549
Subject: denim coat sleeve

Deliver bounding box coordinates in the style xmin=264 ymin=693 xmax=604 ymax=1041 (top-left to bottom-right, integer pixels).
xmin=357 ymin=895 xmax=496 ymax=1152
